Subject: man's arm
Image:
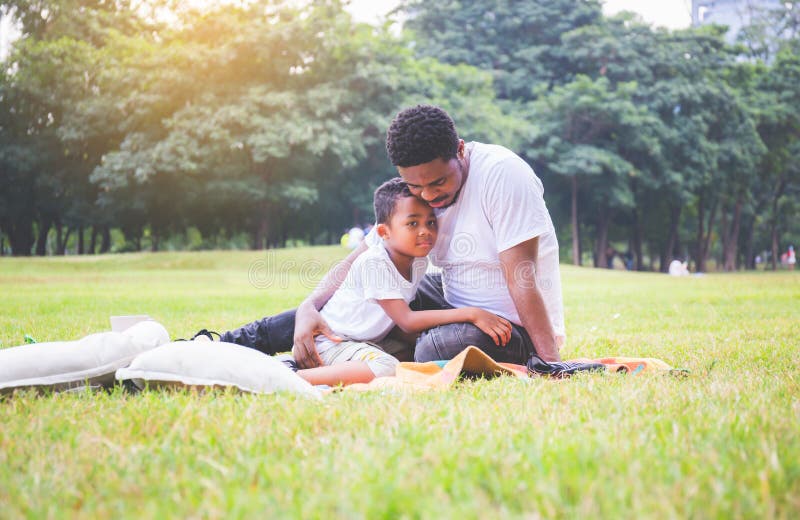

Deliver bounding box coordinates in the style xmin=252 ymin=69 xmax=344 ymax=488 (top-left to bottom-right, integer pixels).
xmin=293 ymin=241 xmax=368 ymax=368
xmin=498 ymin=236 xmax=561 ymax=362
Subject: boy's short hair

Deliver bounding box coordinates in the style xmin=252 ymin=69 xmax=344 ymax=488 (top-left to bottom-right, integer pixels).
xmin=386 ymin=105 xmax=459 ymax=167
xmin=374 ymin=177 xmax=413 ymax=224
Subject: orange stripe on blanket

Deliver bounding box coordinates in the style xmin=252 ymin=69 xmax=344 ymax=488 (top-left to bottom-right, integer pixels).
xmin=342 ymin=347 xmax=678 ymax=392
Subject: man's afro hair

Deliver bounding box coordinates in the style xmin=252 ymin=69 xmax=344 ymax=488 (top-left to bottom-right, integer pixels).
xmin=386 ymin=105 xmax=459 ymax=167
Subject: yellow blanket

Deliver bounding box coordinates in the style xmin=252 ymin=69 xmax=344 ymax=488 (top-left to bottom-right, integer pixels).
xmin=344 ymin=346 xmax=679 ymax=392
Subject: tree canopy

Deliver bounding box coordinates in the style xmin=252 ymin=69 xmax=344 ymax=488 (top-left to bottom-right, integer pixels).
xmin=1 ymin=0 xmax=798 ymax=271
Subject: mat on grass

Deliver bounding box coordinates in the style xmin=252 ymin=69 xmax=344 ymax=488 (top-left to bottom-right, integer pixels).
xmin=343 ymin=346 xmax=679 ymax=392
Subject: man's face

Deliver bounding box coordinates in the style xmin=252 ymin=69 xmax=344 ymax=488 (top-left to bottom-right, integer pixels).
xmin=397 ymin=141 xmax=467 ymax=209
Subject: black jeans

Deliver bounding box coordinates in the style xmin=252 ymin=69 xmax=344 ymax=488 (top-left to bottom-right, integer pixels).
xmin=220 ymin=309 xmax=296 ymax=355
xmin=220 ymin=274 xmax=536 ymax=364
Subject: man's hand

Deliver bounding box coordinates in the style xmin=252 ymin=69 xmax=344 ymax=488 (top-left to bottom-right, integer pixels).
xmin=292 ymin=301 xmax=342 ymax=369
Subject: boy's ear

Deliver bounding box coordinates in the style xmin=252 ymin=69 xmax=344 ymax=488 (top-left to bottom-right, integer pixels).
xmin=376 ymin=223 xmax=390 ymax=239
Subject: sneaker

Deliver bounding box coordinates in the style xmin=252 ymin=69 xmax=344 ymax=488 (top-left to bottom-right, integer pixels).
xmin=274 ymin=353 xmax=299 ymax=372
xmin=175 ymin=329 xmax=222 ymax=342
xmin=526 ymin=354 xmax=605 ymax=378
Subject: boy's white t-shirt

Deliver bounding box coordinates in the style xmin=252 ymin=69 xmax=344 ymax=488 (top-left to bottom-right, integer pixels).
xmin=317 ymin=241 xmax=428 ymax=353
xmin=369 ymin=142 xmax=565 ymax=345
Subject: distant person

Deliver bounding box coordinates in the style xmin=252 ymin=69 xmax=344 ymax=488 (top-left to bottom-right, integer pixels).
xmin=623 ymin=251 xmax=634 ymax=271
xmin=787 ymin=245 xmax=796 ymax=271
xmin=346 ymin=226 xmax=365 ymax=249
xmin=668 ymin=259 xmax=689 ymax=277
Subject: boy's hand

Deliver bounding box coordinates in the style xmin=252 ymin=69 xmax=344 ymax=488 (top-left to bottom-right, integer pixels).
xmin=468 ymin=308 xmax=512 ymax=346
xmin=293 ymin=301 xmax=342 ymax=368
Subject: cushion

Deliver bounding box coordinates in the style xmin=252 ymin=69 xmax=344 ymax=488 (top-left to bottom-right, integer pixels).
xmin=116 ymin=341 xmax=321 ymax=399
xmin=0 ymin=320 xmax=170 ymax=394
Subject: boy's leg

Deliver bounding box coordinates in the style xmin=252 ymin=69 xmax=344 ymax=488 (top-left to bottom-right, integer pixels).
xmin=414 ymin=322 xmax=534 ymax=365
xmin=321 ymin=341 xmax=399 ymax=378
xmin=218 ymin=309 xmax=296 ymax=355
xmin=297 ymin=362 xmax=376 ymax=386
xmin=297 ymin=341 xmax=399 ymax=386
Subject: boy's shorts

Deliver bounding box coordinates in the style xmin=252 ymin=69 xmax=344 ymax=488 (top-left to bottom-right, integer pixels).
xmin=316 ymin=338 xmax=399 ymax=378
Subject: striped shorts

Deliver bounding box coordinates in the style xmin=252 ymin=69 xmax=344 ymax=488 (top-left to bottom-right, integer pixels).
xmin=316 ymin=338 xmax=399 ymax=378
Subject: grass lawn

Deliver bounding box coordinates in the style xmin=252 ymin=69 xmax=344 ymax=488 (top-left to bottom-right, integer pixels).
xmin=1 ymin=247 xmax=798 ymax=518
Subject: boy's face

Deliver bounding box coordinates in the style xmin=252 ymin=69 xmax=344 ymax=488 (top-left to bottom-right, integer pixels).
xmin=379 ymin=196 xmax=438 ymax=258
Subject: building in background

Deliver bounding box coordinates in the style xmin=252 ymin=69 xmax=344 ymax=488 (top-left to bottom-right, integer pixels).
xmin=691 ymin=0 xmax=783 ymax=42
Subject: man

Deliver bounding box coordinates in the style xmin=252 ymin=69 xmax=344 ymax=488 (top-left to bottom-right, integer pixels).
xmin=216 ymin=105 xmax=565 ymax=369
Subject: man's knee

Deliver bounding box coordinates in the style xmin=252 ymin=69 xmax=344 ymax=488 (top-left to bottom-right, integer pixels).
xmin=414 ymin=322 xmax=490 ymax=362
xmin=414 ymin=322 xmax=531 ymax=365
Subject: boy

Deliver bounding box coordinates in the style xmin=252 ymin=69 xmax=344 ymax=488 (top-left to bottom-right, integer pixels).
xmin=294 ymin=178 xmax=512 ymax=386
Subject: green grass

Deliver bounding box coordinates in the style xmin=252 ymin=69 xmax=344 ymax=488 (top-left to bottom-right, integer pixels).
xmin=1 ymin=248 xmax=798 ymax=518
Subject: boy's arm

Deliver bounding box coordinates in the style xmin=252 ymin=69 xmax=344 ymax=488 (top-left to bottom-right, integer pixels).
xmin=293 ymin=241 xmax=368 ymax=369
xmin=376 ymin=299 xmax=512 ymax=346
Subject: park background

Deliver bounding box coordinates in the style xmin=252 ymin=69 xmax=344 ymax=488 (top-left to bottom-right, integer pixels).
xmin=1 ymin=0 xmax=798 ymax=272
xmin=1 ymin=2 xmax=799 ymax=518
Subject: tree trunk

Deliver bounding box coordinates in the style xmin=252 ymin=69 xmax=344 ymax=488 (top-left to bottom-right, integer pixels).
xmin=55 ymin=223 xmax=72 ymax=256
xmin=743 ymin=216 xmax=756 ymax=270
xmin=771 ymin=223 xmax=780 ymax=271
xmin=723 ymin=196 xmax=743 ymax=271
xmin=661 ymin=204 xmax=681 ymax=272
xmin=768 ymin=175 xmax=786 ymax=271
xmin=77 ymin=225 xmax=85 ymax=255
xmin=649 ymin=243 xmax=657 ymax=271
xmin=0 ymin=235 xmax=5 ymax=256
xmin=594 ymin=210 xmax=611 ymax=269
xmin=8 ymin=222 xmax=35 ymax=256
xmin=89 ymin=227 xmax=98 ymax=255
xmin=35 ymin=218 xmax=51 ymax=256
xmin=251 ymin=217 xmax=269 ymax=250
xmin=695 ymin=194 xmax=718 ymax=273
xmin=631 ymin=207 xmax=644 ymax=271
xmin=100 ymin=227 xmax=111 ymax=254
xmin=151 ymin=229 xmax=160 ymax=252
xmin=695 ymin=195 xmax=705 ymax=272
xmin=571 ymin=175 xmax=580 ymax=265
xmin=719 ymin=200 xmax=730 ymax=269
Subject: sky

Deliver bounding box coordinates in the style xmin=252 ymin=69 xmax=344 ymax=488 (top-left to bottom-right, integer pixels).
xmin=1 ymin=1 xmax=694 ymax=60
xmin=347 ymin=0 xmax=694 ymax=29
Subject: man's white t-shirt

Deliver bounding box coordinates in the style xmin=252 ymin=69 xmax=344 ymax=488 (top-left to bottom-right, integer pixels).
xmin=317 ymin=241 xmax=428 ymax=353
xmin=366 ymin=142 xmax=565 ymax=345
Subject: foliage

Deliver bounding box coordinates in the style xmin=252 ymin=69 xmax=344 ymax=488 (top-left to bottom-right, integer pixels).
xmin=0 ymin=0 xmax=798 ymax=268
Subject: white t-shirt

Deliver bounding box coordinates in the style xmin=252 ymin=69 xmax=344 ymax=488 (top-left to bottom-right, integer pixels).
xmin=383 ymin=142 xmax=565 ymax=345
xmin=317 ymin=241 xmax=428 ymax=353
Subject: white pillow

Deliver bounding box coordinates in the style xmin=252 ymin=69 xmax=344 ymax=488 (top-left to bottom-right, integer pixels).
xmin=116 ymin=341 xmax=321 ymax=399
xmin=0 ymin=320 xmax=170 ymax=394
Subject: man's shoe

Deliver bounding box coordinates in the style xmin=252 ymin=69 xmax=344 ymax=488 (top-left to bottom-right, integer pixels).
xmin=527 ymin=354 xmax=605 ymax=378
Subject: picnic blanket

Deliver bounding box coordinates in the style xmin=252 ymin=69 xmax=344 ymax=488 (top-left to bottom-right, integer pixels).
xmin=343 ymin=346 xmax=680 ymax=392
